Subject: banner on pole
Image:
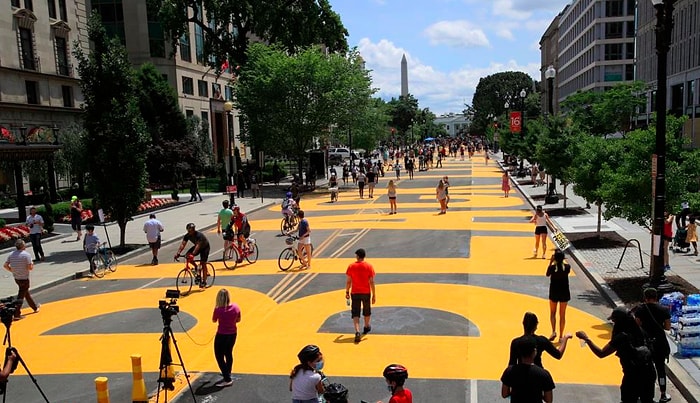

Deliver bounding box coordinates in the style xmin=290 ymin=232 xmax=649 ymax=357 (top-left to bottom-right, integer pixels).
xmin=510 ymin=112 xmax=522 ymax=134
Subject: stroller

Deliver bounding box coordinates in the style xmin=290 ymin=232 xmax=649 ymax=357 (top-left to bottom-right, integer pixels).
xmin=673 ymin=228 xmax=690 ymax=253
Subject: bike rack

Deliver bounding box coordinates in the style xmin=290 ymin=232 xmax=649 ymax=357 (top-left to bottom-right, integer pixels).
xmin=615 ymin=238 xmax=644 ymax=270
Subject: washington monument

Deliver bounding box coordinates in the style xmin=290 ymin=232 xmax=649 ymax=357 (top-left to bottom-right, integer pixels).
xmin=400 ymin=54 xmax=408 ymax=97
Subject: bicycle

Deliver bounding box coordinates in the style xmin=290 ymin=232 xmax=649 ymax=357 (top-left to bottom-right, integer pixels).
xmin=280 ymin=209 xmax=300 ymax=235
xmin=222 ymin=237 xmax=259 ymax=270
xmin=174 ymin=253 xmax=216 ymax=294
xmin=277 ymin=235 xmax=312 ymax=271
xmin=93 ymin=243 xmax=117 ymax=278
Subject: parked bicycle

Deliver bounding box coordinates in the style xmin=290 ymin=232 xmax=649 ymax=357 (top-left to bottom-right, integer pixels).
xmin=222 ymin=237 xmax=259 ymax=270
xmin=174 ymin=253 xmax=216 ymax=294
xmin=278 ymin=235 xmax=313 ymax=271
xmin=93 ymin=243 xmax=117 ymax=278
xmin=280 ymin=209 xmax=300 ymax=235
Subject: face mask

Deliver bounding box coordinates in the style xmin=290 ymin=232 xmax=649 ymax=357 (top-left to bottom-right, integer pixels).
xmin=315 ymin=360 xmax=324 ymax=371
xmin=387 ymin=385 xmax=394 ymax=393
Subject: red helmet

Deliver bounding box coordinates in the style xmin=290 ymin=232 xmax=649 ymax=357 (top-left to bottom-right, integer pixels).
xmin=383 ymin=364 xmax=408 ymax=382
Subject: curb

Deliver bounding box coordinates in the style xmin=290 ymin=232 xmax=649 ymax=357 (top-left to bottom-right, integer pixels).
xmin=500 ymin=159 xmax=700 ymax=403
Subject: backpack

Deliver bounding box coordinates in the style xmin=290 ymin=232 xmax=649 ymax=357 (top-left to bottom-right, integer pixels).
xmin=622 ymin=331 xmax=654 ymax=367
xmin=282 ymin=198 xmax=291 ymax=210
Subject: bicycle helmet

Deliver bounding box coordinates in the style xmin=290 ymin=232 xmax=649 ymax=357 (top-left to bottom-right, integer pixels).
xmin=232 ymin=205 xmax=240 ymax=212
xmin=297 ymin=345 xmax=321 ymax=363
xmin=286 ymin=191 xmax=292 ymax=198
xmin=323 ymin=383 xmax=349 ymax=402
xmin=186 ymin=223 xmax=196 ymax=230
xmin=383 ymin=364 xmax=408 ymax=382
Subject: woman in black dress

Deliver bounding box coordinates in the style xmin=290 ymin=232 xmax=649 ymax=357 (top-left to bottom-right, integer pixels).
xmin=546 ymin=249 xmax=571 ymax=342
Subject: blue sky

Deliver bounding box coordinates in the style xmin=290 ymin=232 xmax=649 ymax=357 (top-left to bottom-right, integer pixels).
xmin=328 ymin=0 xmax=571 ymax=115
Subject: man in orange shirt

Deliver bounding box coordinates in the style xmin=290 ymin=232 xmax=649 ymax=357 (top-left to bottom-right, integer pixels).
xmin=345 ymin=248 xmax=376 ymax=343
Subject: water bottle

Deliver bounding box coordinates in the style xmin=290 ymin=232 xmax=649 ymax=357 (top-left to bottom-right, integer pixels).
xmin=687 ymin=294 xmax=700 ymax=306
xmin=346 ymin=296 xmax=351 ymax=306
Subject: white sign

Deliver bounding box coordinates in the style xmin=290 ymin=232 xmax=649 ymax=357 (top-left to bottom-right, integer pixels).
xmin=98 ymin=209 xmax=105 ymax=224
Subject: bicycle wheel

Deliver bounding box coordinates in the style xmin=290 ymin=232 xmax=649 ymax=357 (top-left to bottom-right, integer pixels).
xmin=93 ymin=254 xmax=106 ymax=278
xmin=176 ymin=269 xmax=194 ymax=295
xmin=203 ymin=263 xmax=215 ymax=288
xmin=281 ymin=217 xmax=295 ymax=235
xmin=222 ymin=245 xmax=240 ymax=270
xmin=246 ymin=242 xmax=259 ymax=264
xmin=277 ymin=247 xmax=296 ymax=271
xmin=106 ymin=250 xmax=118 ymax=272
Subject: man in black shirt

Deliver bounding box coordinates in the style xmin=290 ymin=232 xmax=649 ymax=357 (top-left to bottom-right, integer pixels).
xmin=633 ymin=288 xmax=672 ymax=403
xmin=501 ymin=336 xmax=555 ymax=402
xmin=508 ymin=312 xmax=571 ymax=368
xmin=174 ymin=223 xmax=211 ymax=288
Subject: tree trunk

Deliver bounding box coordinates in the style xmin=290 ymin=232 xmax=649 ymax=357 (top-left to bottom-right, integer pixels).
xmin=563 ymin=183 xmax=567 ymax=209
xmin=118 ymin=219 xmax=127 ymax=248
xmin=596 ymin=201 xmax=602 ymax=239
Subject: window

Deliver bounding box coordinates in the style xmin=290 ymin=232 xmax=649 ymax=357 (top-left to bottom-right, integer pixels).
xmin=201 ymin=111 xmax=209 ymax=125
xmin=23 ymin=0 xmax=33 ymax=10
xmin=605 ymin=0 xmax=623 ymax=17
xmin=626 ymin=0 xmax=636 ymax=16
xmin=625 ymin=64 xmax=634 ymax=81
xmin=605 ymin=22 xmax=623 ymax=39
xmin=625 ymin=21 xmax=635 ymax=38
xmin=185 ymin=109 xmax=194 ymax=118
xmin=182 ymin=76 xmax=194 ymax=95
xmin=92 ymin=0 xmax=125 ymax=44
xmin=147 ymin=3 xmax=165 ymax=58
xmin=62 ymin=85 xmax=74 ymax=107
xmin=195 ymin=24 xmax=204 ymax=64
xmin=180 ymin=33 xmax=192 ymax=62
xmin=212 ymin=83 xmax=221 ymax=99
xmin=625 ymin=43 xmax=634 ymax=60
xmin=688 ymin=81 xmax=696 ymax=106
xmin=11 ymin=0 xmax=20 ymax=7
xmin=56 ymin=37 xmax=70 ymax=76
xmin=198 ymin=80 xmax=208 ymax=97
xmin=604 ymin=43 xmax=623 ymax=60
xmin=19 ymin=28 xmax=36 ymax=70
xmin=25 ymin=81 xmax=39 ymax=104
xmin=48 ymin=0 xmax=56 ymax=18
xmin=58 ymin=0 xmax=67 ymax=21
xmin=225 ymin=85 xmax=233 ymax=101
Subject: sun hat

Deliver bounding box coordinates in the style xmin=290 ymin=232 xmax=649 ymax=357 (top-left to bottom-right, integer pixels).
xmin=71 ymin=195 xmax=78 ymax=201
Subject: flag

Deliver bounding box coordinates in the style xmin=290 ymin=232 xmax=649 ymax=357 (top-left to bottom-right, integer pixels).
xmin=221 ymin=59 xmax=230 ymax=72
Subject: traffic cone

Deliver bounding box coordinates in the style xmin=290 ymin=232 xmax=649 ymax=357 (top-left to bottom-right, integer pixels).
xmin=131 ymin=354 xmax=148 ymax=403
xmin=95 ymin=376 xmax=110 ymax=403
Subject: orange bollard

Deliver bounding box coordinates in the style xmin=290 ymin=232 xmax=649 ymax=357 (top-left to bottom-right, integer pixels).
xmin=131 ymin=354 xmax=148 ymax=403
xmin=95 ymin=376 xmax=110 ymax=403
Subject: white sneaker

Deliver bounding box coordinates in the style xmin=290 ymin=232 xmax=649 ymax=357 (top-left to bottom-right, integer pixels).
xmin=215 ymin=379 xmax=233 ymax=387
xmin=659 ymin=393 xmax=671 ymax=402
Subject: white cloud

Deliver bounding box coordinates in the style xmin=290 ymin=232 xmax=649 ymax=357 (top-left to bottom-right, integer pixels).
xmin=423 ymin=20 xmax=490 ymax=48
xmin=357 ymin=38 xmax=540 ymax=115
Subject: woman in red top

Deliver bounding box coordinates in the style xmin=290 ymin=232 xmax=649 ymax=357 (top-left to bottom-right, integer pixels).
xmin=212 ymin=289 xmax=241 ymax=387
xmin=664 ymin=211 xmax=674 ymax=270
xmin=501 ymin=172 xmax=511 ymax=198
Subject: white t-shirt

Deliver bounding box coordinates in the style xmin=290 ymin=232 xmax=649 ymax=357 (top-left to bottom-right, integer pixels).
xmin=291 ymin=369 xmax=321 ymax=400
xmin=143 ymin=218 xmax=164 ymax=243
xmin=26 ymin=214 xmax=44 ymax=235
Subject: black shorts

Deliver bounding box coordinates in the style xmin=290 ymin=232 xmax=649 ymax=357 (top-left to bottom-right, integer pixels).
xmin=535 ymin=226 xmax=548 ymax=235
xmin=187 ymin=246 xmax=210 ymax=264
xmin=351 ymin=294 xmax=371 ymax=318
xmin=149 ymin=237 xmax=161 ymax=250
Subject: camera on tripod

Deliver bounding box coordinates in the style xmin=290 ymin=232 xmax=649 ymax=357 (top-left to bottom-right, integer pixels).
xmin=0 ymin=297 xmax=18 ymax=326
xmin=158 ymin=290 xmax=180 ymax=320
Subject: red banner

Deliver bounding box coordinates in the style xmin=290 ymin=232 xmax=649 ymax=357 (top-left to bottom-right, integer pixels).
xmin=510 ymin=112 xmax=522 ymax=134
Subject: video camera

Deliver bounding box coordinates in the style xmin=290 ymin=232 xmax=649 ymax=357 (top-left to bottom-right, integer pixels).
xmin=0 ymin=297 xmax=18 ymax=326
xmin=158 ymin=290 xmax=180 ymax=323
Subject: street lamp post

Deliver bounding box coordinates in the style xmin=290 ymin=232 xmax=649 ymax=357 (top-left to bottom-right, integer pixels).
xmin=545 ymin=65 xmax=556 ymax=116
xmin=223 ymin=101 xmax=236 ymax=205
xmin=649 ymin=0 xmax=676 ymax=291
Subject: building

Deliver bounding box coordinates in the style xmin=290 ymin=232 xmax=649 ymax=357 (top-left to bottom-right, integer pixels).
xmin=635 ymin=0 xmax=700 ymax=145
xmin=540 ymin=11 xmax=564 ymax=115
xmin=552 ymin=0 xmax=637 ymax=103
xmin=1 ymin=0 xmax=88 ymax=193
xmin=92 ymin=0 xmax=245 ymax=174
xmin=434 ymin=113 xmax=471 ymax=137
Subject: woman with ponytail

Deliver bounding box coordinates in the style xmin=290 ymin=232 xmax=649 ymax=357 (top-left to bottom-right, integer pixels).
xmin=546 ymin=249 xmax=571 ymax=342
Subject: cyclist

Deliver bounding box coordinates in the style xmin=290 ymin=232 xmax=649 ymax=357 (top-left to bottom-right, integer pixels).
xmin=216 ymin=200 xmax=234 ymax=250
xmin=227 ymin=205 xmax=251 ymax=263
xmin=174 ymin=223 xmax=210 ymax=288
xmin=380 ymin=364 xmax=412 ymax=403
xmin=281 ymin=191 xmax=298 ymax=222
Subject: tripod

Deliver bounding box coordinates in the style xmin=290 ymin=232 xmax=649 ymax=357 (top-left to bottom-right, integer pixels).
xmin=156 ymin=309 xmax=196 ymax=403
xmin=1 ymin=315 xmax=50 ymax=403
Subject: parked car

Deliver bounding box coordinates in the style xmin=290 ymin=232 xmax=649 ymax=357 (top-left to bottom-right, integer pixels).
xmin=328 ymin=148 xmax=359 ymax=161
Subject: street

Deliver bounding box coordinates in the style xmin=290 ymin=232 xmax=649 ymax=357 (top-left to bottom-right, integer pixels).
xmin=4 ymin=154 xmax=688 ymax=403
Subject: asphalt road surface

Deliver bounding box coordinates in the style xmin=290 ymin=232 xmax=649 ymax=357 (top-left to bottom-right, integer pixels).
xmin=4 ymin=154 xmax=688 ymax=403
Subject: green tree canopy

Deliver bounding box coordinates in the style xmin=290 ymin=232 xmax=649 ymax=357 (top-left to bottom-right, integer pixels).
xmin=75 ymin=13 xmax=150 ymax=247
xmin=387 ymin=95 xmax=419 ymax=140
xmin=150 ymin=0 xmax=348 ymax=71
xmin=471 ymin=71 xmax=538 ymax=136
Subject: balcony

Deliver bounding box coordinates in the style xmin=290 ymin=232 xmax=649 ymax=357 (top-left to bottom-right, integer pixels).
xmin=57 ymin=62 xmax=72 ymax=77
xmin=22 ymin=56 xmax=40 ymax=72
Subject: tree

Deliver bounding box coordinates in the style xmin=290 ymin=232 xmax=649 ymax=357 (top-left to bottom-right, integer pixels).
xmin=471 ymin=71 xmax=537 ymax=135
xmin=346 ymin=98 xmax=392 ymax=152
xmin=150 ymin=0 xmax=348 ymax=71
xmin=561 ymin=81 xmax=646 ymax=136
xmin=75 ymin=13 xmax=150 ymax=248
xmin=387 ymin=95 xmax=419 ymax=141
xmin=234 ymin=44 xmax=373 ymax=174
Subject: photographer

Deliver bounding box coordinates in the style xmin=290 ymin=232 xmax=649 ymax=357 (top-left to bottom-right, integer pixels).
xmin=3 ymin=240 xmax=40 ymax=320
xmin=0 ymin=348 xmax=17 ymax=382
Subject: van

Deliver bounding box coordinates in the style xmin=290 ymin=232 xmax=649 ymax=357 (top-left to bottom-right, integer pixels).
xmin=328 ymin=148 xmax=359 ymax=161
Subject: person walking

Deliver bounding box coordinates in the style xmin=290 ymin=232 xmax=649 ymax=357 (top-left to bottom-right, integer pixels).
xmin=189 ymin=174 xmax=202 ymax=202
xmin=345 ymin=248 xmax=376 ymax=343
xmin=3 ymin=239 xmax=40 ymax=320
xmin=387 ymin=180 xmax=397 ymax=215
xmin=508 ymin=312 xmax=571 ymax=369
xmin=632 ymin=288 xmax=672 ymax=403
xmin=212 ymin=288 xmax=241 ymax=388
xmin=393 ymin=162 xmax=401 ymax=180
xmin=250 ymin=170 xmax=260 ymax=198
xmin=501 ymin=336 xmax=555 ymax=403
xmin=216 ymin=200 xmax=234 ymax=251
xmin=686 ymin=216 xmax=698 ymax=256
xmin=297 ymin=210 xmax=312 ymax=269
xmin=366 ymin=169 xmax=376 ymax=198
xmin=143 ymin=213 xmax=164 ymax=265
xmin=663 ymin=211 xmax=674 ymax=270
xmin=576 ymin=307 xmax=656 ymax=403
xmin=530 ymin=205 xmax=549 ymax=259
xmin=501 ymin=172 xmax=511 ymax=198
xmin=441 ymin=176 xmax=450 ymax=208
xmin=83 ymin=224 xmax=101 ymax=277
xmin=545 ymin=250 xmax=571 ymax=342
xmin=25 ymin=207 xmax=45 ymax=262
xmin=70 ymin=195 xmax=83 ymax=241
xmin=357 ymin=170 xmax=366 ymax=199
xmin=290 ymin=345 xmax=326 ymax=403
xmin=436 ymin=180 xmax=447 ymax=214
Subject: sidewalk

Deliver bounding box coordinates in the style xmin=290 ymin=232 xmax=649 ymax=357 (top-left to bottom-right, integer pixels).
xmin=499 ymin=154 xmax=700 ymax=403
xmin=0 ymin=189 xmax=276 ymax=299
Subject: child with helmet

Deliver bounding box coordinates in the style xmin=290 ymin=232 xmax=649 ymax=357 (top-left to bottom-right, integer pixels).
xmin=282 ymin=191 xmax=298 ymax=218
xmin=380 ymin=364 xmax=412 ymax=403
xmin=290 ymin=345 xmax=326 ymax=403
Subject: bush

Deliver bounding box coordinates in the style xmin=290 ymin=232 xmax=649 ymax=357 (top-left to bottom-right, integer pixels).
xmin=0 ymin=218 xmax=5 ymax=228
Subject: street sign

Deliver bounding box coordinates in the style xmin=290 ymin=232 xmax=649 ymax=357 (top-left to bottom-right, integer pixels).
xmin=550 ymin=228 xmax=571 ymax=251
xmin=226 ymin=185 xmax=238 ymax=194
xmin=510 ymin=112 xmax=522 ymax=134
